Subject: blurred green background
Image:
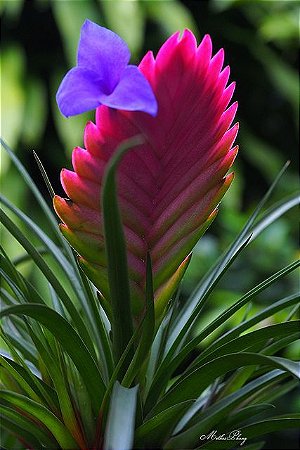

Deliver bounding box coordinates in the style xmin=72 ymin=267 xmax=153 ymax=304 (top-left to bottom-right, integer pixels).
xmin=1 ymin=1 xmax=299 ymax=448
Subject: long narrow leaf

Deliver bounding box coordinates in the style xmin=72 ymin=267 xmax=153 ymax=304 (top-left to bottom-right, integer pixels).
xmin=144 ymin=260 xmax=299 ymax=413
xmin=197 ymin=415 xmax=300 ymax=449
xmin=1 ymin=195 xmax=103 ymax=337
xmin=25 ymin=324 xmax=87 ymax=448
xmin=33 ymin=150 xmax=55 ymax=199
xmin=135 ymin=400 xmax=194 ymax=448
xmin=198 ymin=293 xmax=299 ymax=362
xmin=148 ymin=353 xmax=299 ymax=417
xmin=1 ymin=404 xmax=57 ymax=448
xmin=0 ymin=355 xmax=46 ymax=405
xmin=166 ymin=370 xmax=288 ymax=449
xmin=249 ymin=192 xmax=300 ymax=241
xmin=103 ymin=381 xmax=138 ymax=450
xmin=0 ymin=139 xmax=66 ymax=247
xmin=1 ymin=142 xmax=110 ymax=359
xmin=241 ymin=415 xmax=300 ymax=445
xmin=0 ymin=209 xmax=96 ymax=357
xmin=102 ymin=136 xmax=143 ymax=363
xmin=1 ymin=413 xmax=46 ymax=449
xmin=0 ymin=354 xmax=58 ymax=411
xmin=1 ymin=197 xmax=106 ymax=362
xmin=0 ymin=390 xmax=78 ymax=449
xmin=187 ymin=320 xmax=300 ymax=374
xmin=0 ymin=304 xmax=106 ymax=412
xmin=122 ymin=253 xmax=155 ymax=387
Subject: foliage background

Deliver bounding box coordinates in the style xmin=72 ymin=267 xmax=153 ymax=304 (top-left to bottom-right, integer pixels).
xmin=1 ymin=0 xmax=299 ymax=448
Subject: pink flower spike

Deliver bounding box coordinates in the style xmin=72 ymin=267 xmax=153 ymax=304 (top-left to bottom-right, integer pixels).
xmin=54 ymin=31 xmax=239 ymax=318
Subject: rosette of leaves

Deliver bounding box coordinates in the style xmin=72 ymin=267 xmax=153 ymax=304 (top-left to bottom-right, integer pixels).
xmin=1 ymin=137 xmax=299 ymax=450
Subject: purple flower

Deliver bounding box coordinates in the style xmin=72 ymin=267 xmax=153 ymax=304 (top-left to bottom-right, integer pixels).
xmin=56 ymin=19 xmax=158 ymax=117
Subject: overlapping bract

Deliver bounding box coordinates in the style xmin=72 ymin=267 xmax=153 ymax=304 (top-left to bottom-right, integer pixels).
xmin=54 ymin=30 xmax=238 ymax=315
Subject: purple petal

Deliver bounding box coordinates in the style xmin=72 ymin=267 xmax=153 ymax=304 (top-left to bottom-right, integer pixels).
xmin=99 ymin=65 xmax=158 ymax=116
xmin=77 ymin=19 xmax=130 ymax=93
xmin=56 ymin=67 xmax=104 ymax=117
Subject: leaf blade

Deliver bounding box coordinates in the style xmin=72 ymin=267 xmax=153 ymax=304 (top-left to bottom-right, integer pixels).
xmin=103 ymin=381 xmax=138 ymax=450
xmin=0 ymin=304 xmax=106 ymax=411
xmin=0 ymin=390 xmax=78 ymax=449
xmin=102 ymin=135 xmax=143 ymax=363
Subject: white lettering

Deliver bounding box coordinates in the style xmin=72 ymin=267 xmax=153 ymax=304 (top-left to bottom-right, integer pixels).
xmin=199 ymin=429 xmax=247 ymax=446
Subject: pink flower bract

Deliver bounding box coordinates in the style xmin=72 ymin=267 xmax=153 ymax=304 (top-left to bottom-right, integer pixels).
xmin=54 ymin=30 xmax=238 ymax=316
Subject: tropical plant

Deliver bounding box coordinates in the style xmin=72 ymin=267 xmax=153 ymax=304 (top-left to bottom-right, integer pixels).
xmin=1 ymin=20 xmax=299 ymax=450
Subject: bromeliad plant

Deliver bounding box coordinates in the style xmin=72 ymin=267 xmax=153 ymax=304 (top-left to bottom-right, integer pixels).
xmin=55 ymin=20 xmax=238 ymax=352
xmin=1 ymin=20 xmax=299 ymax=450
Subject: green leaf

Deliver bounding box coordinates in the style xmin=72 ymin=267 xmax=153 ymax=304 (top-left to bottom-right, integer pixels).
xmin=198 ymin=294 xmax=299 ymax=363
xmin=0 ymin=0 xmax=24 ymax=20
xmin=0 ymin=139 xmax=66 ymax=248
xmin=0 ymin=304 xmax=106 ymax=412
xmin=2 ymin=194 xmax=109 ymax=368
xmin=1 ymin=195 xmax=74 ymax=283
xmin=32 ymin=151 xmax=55 ymax=198
xmin=199 ymin=415 xmax=300 ymax=449
xmin=252 ymin=43 xmax=299 ymax=116
xmin=189 ymin=320 xmax=300 ymax=373
xmin=101 ymin=135 xmax=143 ymax=363
xmin=0 ymin=208 xmax=96 ymax=358
xmin=166 ymin=370 xmax=287 ymax=449
xmin=0 ymin=354 xmax=48 ymax=406
xmin=122 ymin=253 xmax=155 ymax=387
xmin=2 ymin=319 xmax=58 ymax=402
xmin=145 ymin=302 xmax=180 ymax=394
xmin=1 ymin=142 xmax=107 ymax=355
xmin=24 ymin=325 xmax=87 ymax=448
xmin=251 ymin=378 xmax=298 ymax=406
xmin=0 ymin=267 xmax=27 ymax=306
xmin=250 ymin=192 xmax=300 ymax=241
xmin=67 ymin=366 xmax=95 ymax=446
xmin=2 ymin=192 xmax=104 ymax=331
xmin=149 ymin=353 xmax=299 ymax=418
xmin=180 ymin=267 xmax=299 ymax=378
xmin=1 ymin=414 xmax=44 ymax=449
xmin=259 ymin=8 xmax=299 ymax=42
xmin=0 ymin=354 xmax=58 ymax=412
xmin=0 ymin=391 xmax=78 ymax=449
xmin=135 ymin=400 xmax=194 ymax=448
xmin=263 ymin=334 xmax=300 ymax=359
xmin=144 ymin=234 xmax=251 ymax=414
xmin=103 ymin=381 xmax=138 ymax=450
xmin=1 ymin=246 xmax=49 ymax=307
xmin=99 ymin=310 xmax=150 ymax=427
xmin=224 ymin=403 xmax=276 ymax=429
xmin=0 ymin=246 xmax=28 ymax=297
xmin=1 ymin=404 xmax=57 ymax=448
xmin=76 ymin=267 xmax=114 ymax=384
xmin=1 ymin=328 xmax=37 ymax=366
xmin=144 ymin=260 xmax=299 ymax=414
